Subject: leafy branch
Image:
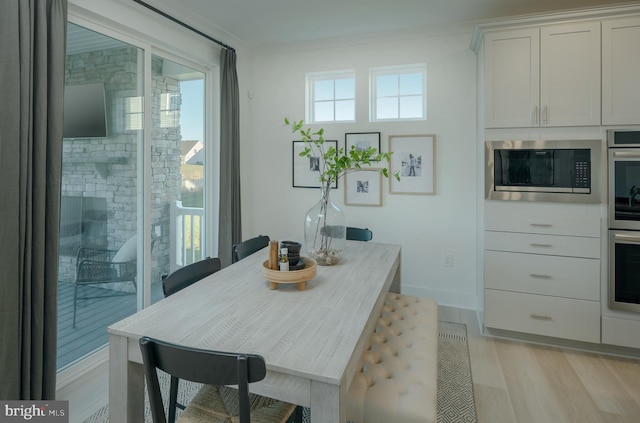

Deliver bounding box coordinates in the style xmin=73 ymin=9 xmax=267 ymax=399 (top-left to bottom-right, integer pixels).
xmin=284 ymin=117 xmax=400 ymax=190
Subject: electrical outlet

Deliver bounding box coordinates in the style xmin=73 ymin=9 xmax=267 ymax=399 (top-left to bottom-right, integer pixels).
xmin=444 ymin=254 xmax=453 ymax=268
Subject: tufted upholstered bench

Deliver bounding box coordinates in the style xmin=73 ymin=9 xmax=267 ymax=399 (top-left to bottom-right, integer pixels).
xmin=347 ymin=293 xmax=438 ymax=423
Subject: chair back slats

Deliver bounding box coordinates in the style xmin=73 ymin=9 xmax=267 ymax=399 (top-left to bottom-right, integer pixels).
xmin=162 ymin=257 xmax=221 ymax=297
xmin=140 ymin=337 xmax=268 ymax=423
xmin=237 ymin=355 xmax=251 ymax=423
xmin=140 ymin=338 xmax=169 ymax=423
xmin=232 ymin=235 xmax=270 ymax=263
xmin=346 ymin=227 xmax=373 ymax=242
xmin=140 ymin=337 xmax=267 ymax=386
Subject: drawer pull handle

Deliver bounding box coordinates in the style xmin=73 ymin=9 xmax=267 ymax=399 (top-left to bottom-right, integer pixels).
xmin=530 ymin=223 xmax=552 ymax=228
xmin=530 ymin=314 xmax=553 ymax=321
xmin=530 ymin=243 xmax=552 ymax=248
xmin=530 ymin=273 xmax=552 ymax=279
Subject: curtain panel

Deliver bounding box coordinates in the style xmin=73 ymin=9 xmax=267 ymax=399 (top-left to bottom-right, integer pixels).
xmin=0 ymin=0 xmax=67 ymax=399
xmin=218 ymin=49 xmax=242 ymax=267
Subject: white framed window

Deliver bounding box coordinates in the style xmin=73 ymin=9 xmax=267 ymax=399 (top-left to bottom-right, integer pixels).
xmin=306 ymin=70 xmax=356 ymax=123
xmin=370 ymin=64 xmax=427 ymax=122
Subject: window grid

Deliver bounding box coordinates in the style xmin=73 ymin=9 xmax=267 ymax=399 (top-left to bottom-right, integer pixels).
xmin=306 ymin=71 xmax=356 ymax=123
xmin=370 ymin=65 xmax=427 ymax=122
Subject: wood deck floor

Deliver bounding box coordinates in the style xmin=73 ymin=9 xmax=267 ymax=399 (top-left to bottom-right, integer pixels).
xmin=57 ymin=281 xmax=164 ymax=370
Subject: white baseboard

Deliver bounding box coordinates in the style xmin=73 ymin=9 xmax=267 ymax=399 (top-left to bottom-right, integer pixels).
xmin=56 ymin=348 xmax=110 ymax=423
xmin=400 ymin=285 xmax=478 ymax=310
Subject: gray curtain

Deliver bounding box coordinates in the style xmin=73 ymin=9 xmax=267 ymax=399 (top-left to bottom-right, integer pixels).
xmin=0 ymin=0 xmax=67 ymax=400
xmin=218 ymin=49 xmax=242 ymax=267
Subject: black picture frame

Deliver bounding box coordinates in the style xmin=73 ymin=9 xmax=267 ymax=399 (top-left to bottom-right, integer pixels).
xmin=345 ymin=132 xmax=381 ymax=157
xmin=292 ymin=140 xmax=339 ymax=188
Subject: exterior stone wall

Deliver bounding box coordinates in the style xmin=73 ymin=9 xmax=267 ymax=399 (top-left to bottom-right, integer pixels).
xmin=59 ymin=47 xmax=181 ymax=286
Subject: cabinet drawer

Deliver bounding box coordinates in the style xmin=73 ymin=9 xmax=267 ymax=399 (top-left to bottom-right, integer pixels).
xmin=485 ymin=289 xmax=600 ymax=343
xmin=485 ymin=250 xmax=600 ymax=301
xmin=485 ymin=212 xmax=600 ymax=237
xmin=485 ymin=231 xmax=600 ymax=259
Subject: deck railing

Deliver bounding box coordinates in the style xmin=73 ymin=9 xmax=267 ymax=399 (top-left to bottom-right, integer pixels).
xmin=170 ymin=200 xmax=204 ymax=272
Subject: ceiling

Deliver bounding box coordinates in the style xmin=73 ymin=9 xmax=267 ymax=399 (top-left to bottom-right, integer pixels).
xmin=140 ymin=0 xmax=639 ymax=49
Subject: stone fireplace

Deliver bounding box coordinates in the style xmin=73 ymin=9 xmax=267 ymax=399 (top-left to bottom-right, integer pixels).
xmin=58 ymin=46 xmax=182 ymax=284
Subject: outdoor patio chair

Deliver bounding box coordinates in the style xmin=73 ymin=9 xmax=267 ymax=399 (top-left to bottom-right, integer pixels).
xmin=72 ymin=235 xmax=143 ymax=327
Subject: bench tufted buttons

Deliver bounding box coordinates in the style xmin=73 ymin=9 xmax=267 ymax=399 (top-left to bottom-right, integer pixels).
xmin=347 ymin=293 xmax=438 ymax=423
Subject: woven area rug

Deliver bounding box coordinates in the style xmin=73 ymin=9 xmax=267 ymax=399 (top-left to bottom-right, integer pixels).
xmin=437 ymin=321 xmax=477 ymax=423
xmin=84 ymin=321 xmax=476 ymax=423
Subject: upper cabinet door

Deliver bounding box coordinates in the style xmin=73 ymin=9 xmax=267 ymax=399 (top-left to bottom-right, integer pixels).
xmin=484 ymin=22 xmax=601 ymax=129
xmin=602 ymin=16 xmax=640 ymax=125
xmin=540 ymin=22 xmax=601 ymax=127
xmin=484 ymin=28 xmax=540 ymax=128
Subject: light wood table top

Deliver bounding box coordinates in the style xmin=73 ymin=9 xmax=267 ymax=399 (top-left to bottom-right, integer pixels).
xmin=108 ymin=241 xmax=401 ymax=422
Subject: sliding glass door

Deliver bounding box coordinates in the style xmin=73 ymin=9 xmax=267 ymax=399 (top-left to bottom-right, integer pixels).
xmin=150 ymin=55 xmax=207 ymax=278
xmin=57 ymin=22 xmax=210 ymax=371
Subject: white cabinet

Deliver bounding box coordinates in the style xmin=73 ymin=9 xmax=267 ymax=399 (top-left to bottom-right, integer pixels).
xmin=484 ymin=28 xmax=539 ymax=128
xmin=602 ymin=16 xmax=640 ymax=125
xmin=484 ymin=22 xmax=601 ymax=128
xmin=485 ymin=290 xmax=601 ymax=344
xmin=484 ymin=211 xmax=601 ymax=343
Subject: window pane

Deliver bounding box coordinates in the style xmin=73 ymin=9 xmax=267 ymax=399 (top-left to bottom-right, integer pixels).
xmin=399 ymin=73 xmax=423 ymax=95
xmin=376 ymin=75 xmax=398 ymax=97
xmin=335 ymin=100 xmax=355 ymax=121
xmin=377 ymin=97 xmax=398 ymax=119
xmin=314 ymin=80 xmax=334 ymax=101
xmin=314 ymin=101 xmax=334 ymax=121
xmin=400 ymin=95 xmax=423 ymax=118
xmin=334 ymin=78 xmax=354 ymax=100
xmin=152 ymin=57 xmax=206 ymax=289
xmin=58 ymin=23 xmax=144 ymax=371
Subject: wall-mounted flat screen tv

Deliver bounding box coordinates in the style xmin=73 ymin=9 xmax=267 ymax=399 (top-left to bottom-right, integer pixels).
xmin=63 ymin=83 xmax=107 ymax=139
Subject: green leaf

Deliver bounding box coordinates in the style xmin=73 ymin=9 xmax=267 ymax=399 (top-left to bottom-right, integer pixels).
xmin=283 ymin=117 xmax=400 ymax=184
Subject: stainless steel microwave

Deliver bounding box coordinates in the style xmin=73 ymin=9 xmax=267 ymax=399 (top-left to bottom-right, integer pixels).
xmin=485 ymin=139 xmax=604 ymax=203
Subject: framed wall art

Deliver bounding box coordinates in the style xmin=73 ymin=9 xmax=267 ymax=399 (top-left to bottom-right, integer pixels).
xmin=344 ymin=168 xmax=382 ymax=206
xmin=292 ymin=140 xmax=339 ymax=188
xmin=389 ymin=134 xmax=435 ymax=195
xmin=345 ymin=132 xmax=381 ymax=156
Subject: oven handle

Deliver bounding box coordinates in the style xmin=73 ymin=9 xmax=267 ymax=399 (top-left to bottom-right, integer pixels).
xmin=612 ymin=151 xmax=640 ymax=159
xmin=613 ymin=233 xmax=640 ymax=244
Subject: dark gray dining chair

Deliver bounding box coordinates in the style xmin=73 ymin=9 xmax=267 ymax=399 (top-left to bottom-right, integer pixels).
xmin=232 ymin=235 xmax=270 ymax=263
xmin=160 ymin=256 xmax=222 ymax=420
xmin=139 ymin=336 xmax=297 ymax=423
xmin=162 ymin=256 xmax=222 ymax=297
xmin=346 ymin=227 xmax=373 ymax=242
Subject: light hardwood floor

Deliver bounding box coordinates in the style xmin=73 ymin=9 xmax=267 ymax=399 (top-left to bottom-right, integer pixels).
xmin=60 ymin=306 xmax=640 ymax=423
xmin=439 ymin=306 xmax=640 ymax=423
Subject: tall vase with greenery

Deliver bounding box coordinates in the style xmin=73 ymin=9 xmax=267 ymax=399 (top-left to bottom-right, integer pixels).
xmin=286 ymin=118 xmax=399 ymax=265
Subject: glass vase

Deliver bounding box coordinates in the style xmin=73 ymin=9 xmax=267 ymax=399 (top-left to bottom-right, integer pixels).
xmin=304 ymin=186 xmax=346 ymax=265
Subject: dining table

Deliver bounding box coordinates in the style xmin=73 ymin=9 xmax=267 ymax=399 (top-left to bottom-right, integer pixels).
xmin=107 ymin=240 xmax=401 ymax=423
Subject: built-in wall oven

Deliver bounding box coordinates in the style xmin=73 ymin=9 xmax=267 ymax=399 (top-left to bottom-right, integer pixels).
xmin=608 ymin=129 xmax=640 ymax=313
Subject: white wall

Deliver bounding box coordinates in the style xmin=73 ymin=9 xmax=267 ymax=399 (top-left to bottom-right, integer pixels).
xmin=243 ymin=30 xmax=479 ymax=309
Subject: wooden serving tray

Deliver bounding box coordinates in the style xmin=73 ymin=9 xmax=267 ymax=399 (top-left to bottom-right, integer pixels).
xmin=262 ymin=257 xmax=317 ymax=290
